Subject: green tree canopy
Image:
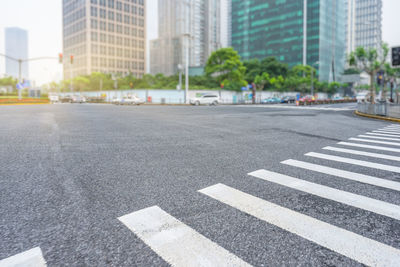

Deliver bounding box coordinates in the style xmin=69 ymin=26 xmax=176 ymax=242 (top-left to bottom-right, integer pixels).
xmin=349 ymin=43 xmax=389 ymax=103
xmin=205 ymin=47 xmax=247 ymax=91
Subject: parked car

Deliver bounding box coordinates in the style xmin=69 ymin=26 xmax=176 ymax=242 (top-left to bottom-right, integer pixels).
xmin=281 ymin=96 xmax=296 ymax=103
xmin=70 ymin=95 xmax=86 ymax=103
xmin=299 ymin=95 xmax=315 ymax=104
xmin=117 ymin=95 xmax=145 ymax=105
xmin=356 ymin=91 xmax=370 ymax=102
xmin=111 ymin=97 xmax=121 ymax=105
xmin=48 ymin=93 xmax=59 ymax=103
xmin=190 ymin=94 xmax=220 ymax=105
xmin=261 ymin=97 xmax=281 ymax=104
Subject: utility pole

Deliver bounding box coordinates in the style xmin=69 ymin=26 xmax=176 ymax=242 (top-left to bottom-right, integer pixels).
xmin=184 ymin=34 xmax=190 ymax=104
xmin=18 ymin=59 xmax=22 ymax=100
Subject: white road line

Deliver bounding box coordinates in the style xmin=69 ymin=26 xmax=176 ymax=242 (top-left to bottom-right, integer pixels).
xmin=323 ymin=146 xmax=400 ymax=162
xmin=358 ymin=135 xmax=400 ymax=142
xmin=366 ymin=132 xmax=400 ymax=138
xmin=199 ymin=184 xmax=400 ymax=267
xmin=374 ymin=130 xmax=400 ymax=135
xmin=306 ymin=152 xmax=400 ymax=173
xmin=383 ymin=128 xmax=400 ymax=132
xmin=282 ymin=159 xmax=400 ymax=192
xmin=118 ymin=206 xmax=251 ymax=267
xmin=0 ymin=247 xmax=46 ymax=267
xmin=349 ymin=138 xmax=400 ymax=147
xmin=383 ymin=126 xmax=400 ymax=130
xmin=338 ymin=142 xmax=400 ymax=153
xmin=248 ymin=169 xmax=400 ymax=220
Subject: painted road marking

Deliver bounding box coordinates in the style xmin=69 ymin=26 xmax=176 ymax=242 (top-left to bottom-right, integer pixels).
xmin=0 ymin=247 xmax=46 ymax=267
xmin=358 ymin=135 xmax=400 ymax=142
xmin=373 ymin=130 xmax=400 ymax=135
xmin=323 ymin=146 xmax=400 ymax=162
xmin=366 ymin=132 xmax=400 ymax=138
xmin=199 ymin=184 xmax=400 ymax=267
xmin=118 ymin=206 xmax=251 ymax=267
xmin=306 ymin=152 xmax=400 ymax=173
xmin=248 ymin=169 xmax=400 ymax=220
xmin=349 ymin=138 xmax=400 ymax=147
xmin=282 ymin=159 xmax=400 ymax=192
xmin=338 ymin=142 xmax=400 ymax=153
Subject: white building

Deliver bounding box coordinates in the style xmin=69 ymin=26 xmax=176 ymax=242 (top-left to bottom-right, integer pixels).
xmin=62 ymin=0 xmax=147 ymax=79
xmin=150 ymin=0 xmax=221 ymax=76
xmin=346 ymin=0 xmax=382 ymax=55
xmin=220 ymin=0 xmax=231 ymax=48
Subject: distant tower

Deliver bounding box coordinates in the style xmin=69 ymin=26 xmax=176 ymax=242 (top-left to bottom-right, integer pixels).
xmin=150 ymin=0 xmax=221 ymax=75
xmin=5 ymin=27 xmax=29 ymax=80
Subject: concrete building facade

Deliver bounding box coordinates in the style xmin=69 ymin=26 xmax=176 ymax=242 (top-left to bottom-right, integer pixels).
xmin=62 ymin=0 xmax=146 ymax=80
xmin=345 ymin=0 xmax=382 ymax=54
xmin=5 ymin=27 xmax=29 ymax=80
xmin=150 ymin=0 xmax=221 ymax=76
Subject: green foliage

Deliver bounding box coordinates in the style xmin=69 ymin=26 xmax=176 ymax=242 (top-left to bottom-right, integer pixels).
xmin=0 ymin=76 xmax=18 ymax=87
xmin=205 ymin=47 xmax=247 ymax=91
xmin=254 ymin=72 xmax=270 ymax=90
xmin=243 ymin=57 xmax=289 ymax=83
xmin=348 ymin=43 xmax=389 ymax=102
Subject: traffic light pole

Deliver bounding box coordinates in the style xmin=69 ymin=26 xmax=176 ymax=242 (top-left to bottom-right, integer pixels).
xmin=0 ymin=54 xmax=58 ymax=100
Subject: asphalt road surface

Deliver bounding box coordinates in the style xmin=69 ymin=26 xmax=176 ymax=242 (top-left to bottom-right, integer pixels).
xmin=1 ymin=103 xmax=400 ymax=266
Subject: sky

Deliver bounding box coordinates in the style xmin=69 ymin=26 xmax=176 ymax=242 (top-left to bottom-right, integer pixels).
xmin=0 ymin=0 xmax=398 ymax=86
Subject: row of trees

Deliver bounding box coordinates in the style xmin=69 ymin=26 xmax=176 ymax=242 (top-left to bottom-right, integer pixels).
xmin=204 ymin=48 xmax=346 ymax=94
xmin=50 ymin=47 xmax=348 ymax=94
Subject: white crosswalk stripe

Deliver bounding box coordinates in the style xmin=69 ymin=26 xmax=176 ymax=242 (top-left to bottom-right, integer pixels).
xmin=338 ymin=141 xmax=400 ymax=153
xmin=366 ymin=132 xmax=400 ymax=138
xmin=322 ymin=146 xmax=400 ymax=161
xmin=306 ymin=152 xmax=400 ymax=173
xmin=358 ymin=134 xmax=400 ymax=142
xmin=116 ymin=125 xmax=400 ymax=266
xmin=373 ymin=130 xmax=400 ymax=135
xmin=349 ymin=137 xmax=400 ymax=147
xmin=248 ymin=169 xmax=400 ymax=220
xmin=281 ymin=159 xmax=400 ymax=192
xmin=118 ymin=206 xmax=251 ymax=267
xmin=0 ymin=247 xmax=46 ymax=267
xmin=199 ymin=184 xmax=400 ymax=267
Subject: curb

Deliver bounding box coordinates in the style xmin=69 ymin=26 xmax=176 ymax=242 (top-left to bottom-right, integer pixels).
xmin=0 ymin=103 xmax=50 ymax=106
xmin=354 ymin=110 xmax=400 ymax=123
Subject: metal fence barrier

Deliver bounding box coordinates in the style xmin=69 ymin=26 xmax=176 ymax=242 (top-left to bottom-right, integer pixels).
xmin=357 ymin=102 xmax=400 ymax=118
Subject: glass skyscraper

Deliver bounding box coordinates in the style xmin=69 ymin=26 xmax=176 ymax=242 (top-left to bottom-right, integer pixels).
xmin=231 ymin=0 xmax=346 ymax=82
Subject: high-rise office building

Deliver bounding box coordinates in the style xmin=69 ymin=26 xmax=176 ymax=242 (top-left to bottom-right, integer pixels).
xmin=5 ymin=27 xmax=29 ymax=80
xmin=220 ymin=0 xmax=231 ymax=48
xmin=346 ymin=0 xmax=382 ymax=54
xmin=150 ymin=0 xmax=220 ymax=76
xmin=231 ymin=0 xmax=346 ymax=82
xmin=62 ymin=0 xmax=146 ymax=80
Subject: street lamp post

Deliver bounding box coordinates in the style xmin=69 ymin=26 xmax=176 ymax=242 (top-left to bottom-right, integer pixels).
xmin=182 ymin=34 xmax=191 ymax=104
xmin=0 ymin=54 xmax=59 ymax=100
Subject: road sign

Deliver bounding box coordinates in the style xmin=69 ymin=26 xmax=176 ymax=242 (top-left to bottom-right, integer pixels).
xmin=16 ymin=83 xmax=23 ymax=90
xmin=392 ymin=46 xmax=400 ymax=68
